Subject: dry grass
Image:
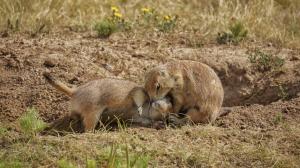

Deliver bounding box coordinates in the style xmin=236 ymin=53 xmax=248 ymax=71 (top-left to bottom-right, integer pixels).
xmin=1 ymin=1 xmax=300 ymax=167
xmin=0 ymin=0 xmax=299 ymax=47
xmin=1 ymin=124 xmax=299 ymax=167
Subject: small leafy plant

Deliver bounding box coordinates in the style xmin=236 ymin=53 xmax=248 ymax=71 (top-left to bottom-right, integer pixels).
xmin=273 ymin=112 xmax=284 ymax=125
xmin=18 ymin=107 xmax=47 ymax=136
xmin=138 ymin=7 xmax=158 ymax=28
xmin=0 ymin=126 xmax=7 ymax=136
xmin=278 ymin=85 xmax=289 ymax=100
xmin=94 ymin=19 xmax=117 ymax=38
xmin=94 ymin=6 xmax=131 ymax=38
xmin=57 ymin=159 xmax=76 ymax=168
xmin=105 ymin=143 xmax=150 ymax=168
xmin=217 ymin=21 xmax=248 ymax=44
xmin=86 ymin=159 xmax=97 ymax=168
xmin=248 ymin=49 xmax=285 ymax=72
xmin=157 ymin=15 xmax=178 ymax=32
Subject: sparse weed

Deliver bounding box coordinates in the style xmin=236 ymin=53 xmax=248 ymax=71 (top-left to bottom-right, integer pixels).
xmin=86 ymin=159 xmax=97 ymax=168
xmin=0 ymin=126 xmax=7 ymax=136
xmin=94 ymin=19 xmax=117 ymax=38
xmin=157 ymin=15 xmax=178 ymax=32
xmin=0 ymin=0 xmax=299 ymax=47
xmin=248 ymin=49 xmax=285 ymax=72
xmin=57 ymin=159 xmax=76 ymax=168
xmin=273 ymin=112 xmax=284 ymax=125
xmin=0 ymin=160 xmax=23 ymax=168
xmin=6 ymin=18 xmax=20 ymax=32
xmin=115 ymin=117 xmax=128 ymax=131
xmin=105 ymin=143 xmax=150 ymax=168
xmin=278 ymin=85 xmax=289 ymax=100
xmin=217 ymin=21 xmax=248 ymax=45
xmin=186 ymin=38 xmax=204 ymax=48
xmin=18 ymin=107 xmax=47 ymax=136
xmin=94 ymin=6 xmax=132 ymax=38
xmin=138 ymin=7 xmax=158 ymax=29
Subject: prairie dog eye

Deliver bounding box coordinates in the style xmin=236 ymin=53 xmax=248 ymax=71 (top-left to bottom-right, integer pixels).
xmin=155 ymin=83 xmax=161 ymax=91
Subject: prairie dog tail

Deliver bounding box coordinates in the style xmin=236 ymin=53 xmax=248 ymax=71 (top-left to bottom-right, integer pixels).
xmin=43 ymin=72 xmax=75 ymax=97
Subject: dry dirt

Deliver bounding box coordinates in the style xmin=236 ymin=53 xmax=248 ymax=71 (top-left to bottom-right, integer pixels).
xmin=0 ymin=31 xmax=300 ymax=167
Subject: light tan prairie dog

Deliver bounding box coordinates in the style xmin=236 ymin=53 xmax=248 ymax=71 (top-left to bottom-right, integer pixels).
xmin=43 ymin=72 xmax=172 ymax=132
xmin=144 ymin=60 xmax=224 ymax=125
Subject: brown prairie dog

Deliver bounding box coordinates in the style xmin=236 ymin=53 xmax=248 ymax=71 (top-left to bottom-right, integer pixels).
xmin=43 ymin=72 xmax=172 ymax=132
xmin=144 ymin=60 xmax=224 ymax=125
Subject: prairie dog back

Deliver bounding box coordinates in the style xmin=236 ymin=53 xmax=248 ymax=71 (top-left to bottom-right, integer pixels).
xmin=44 ymin=73 xmax=172 ymax=132
xmin=144 ymin=60 xmax=224 ymax=125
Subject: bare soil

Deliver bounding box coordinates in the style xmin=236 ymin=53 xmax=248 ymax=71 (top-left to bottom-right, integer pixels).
xmin=0 ymin=31 xmax=299 ymax=167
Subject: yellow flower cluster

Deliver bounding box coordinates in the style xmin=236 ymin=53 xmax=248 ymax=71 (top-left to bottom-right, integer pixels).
xmin=111 ymin=6 xmax=119 ymax=13
xmin=111 ymin=6 xmax=122 ymax=19
xmin=114 ymin=12 xmax=122 ymax=18
xmin=141 ymin=7 xmax=151 ymax=14
xmin=164 ymin=15 xmax=171 ymax=21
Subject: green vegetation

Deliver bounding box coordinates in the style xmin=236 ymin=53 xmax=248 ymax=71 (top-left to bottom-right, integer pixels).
xmin=0 ymin=161 xmax=23 ymax=168
xmin=18 ymin=107 xmax=47 ymax=136
xmin=157 ymin=15 xmax=178 ymax=32
xmin=105 ymin=144 xmax=150 ymax=168
xmin=248 ymin=49 xmax=285 ymax=72
xmin=217 ymin=21 xmax=248 ymax=44
xmin=94 ymin=19 xmax=117 ymax=38
xmin=0 ymin=126 xmax=7 ymax=136
xmin=0 ymin=0 xmax=299 ymax=47
xmin=57 ymin=159 xmax=76 ymax=168
xmin=273 ymin=112 xmax=284 ymax=125
xmin=86 ymin=159 xmax=97 ymax=168
xmin=0 ymin=126 xmax=299 ymax=167
xmin=278 ymin=84 xmax=289 ymax=100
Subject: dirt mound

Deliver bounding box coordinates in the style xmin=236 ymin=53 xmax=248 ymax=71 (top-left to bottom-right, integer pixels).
xmin=172 ymin=47 xmax=300 ymax=106
xmin=0 ymin=33 xmax=300 ymax=123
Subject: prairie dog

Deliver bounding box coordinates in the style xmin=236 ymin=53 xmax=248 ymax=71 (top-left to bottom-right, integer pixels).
xmin=144 ymin=60 xmax=224 ymax=125
xmin=43 ymin=72 xmax=172 ymax=132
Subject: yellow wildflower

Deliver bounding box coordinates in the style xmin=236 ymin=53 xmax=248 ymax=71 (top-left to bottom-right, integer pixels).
xmin=111 ymin=6 xmax=119 ymax=13
xmin=164 ymin=15 xmax=171 ymax=21
xmin=141 ymin=7 xmax=151 ymax=13
xmin=114 ymin=12 xmax=122 ymax=18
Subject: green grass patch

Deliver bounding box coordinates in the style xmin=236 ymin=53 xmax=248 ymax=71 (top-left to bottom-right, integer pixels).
xmin=18 ymin=107 xmax=47 ymax=136
xmin=248 ymin=49 xmax=285 ymax=72
xmin=217 ymin=21 xmax=248 ymax=45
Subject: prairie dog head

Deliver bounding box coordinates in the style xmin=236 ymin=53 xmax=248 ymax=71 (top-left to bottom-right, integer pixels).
xmin=149 ymin=98 xmax=172 ymax=120
xmin=144 ymin=67 xmax=183 ymax=101
xmin=144 ymin=68 xmax=175 ymax=100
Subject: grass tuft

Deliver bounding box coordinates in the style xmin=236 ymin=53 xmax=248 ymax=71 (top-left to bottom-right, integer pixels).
xmin=0 ymin=0 xmax=299 ymax=47
xmin=57 ymin=159 xmax=76 ymax=168
xmin=248 ymin=49 xmax=285 ymax=72
xmin=94 ymin=19 xmax=117 ymax=38
xmin=105 ymin=143 xmax=150 ymax=168
xmin=217 ymin=21 xmax=248 ymax=45
xmin=18 ymin=107 xmax=47 ymax=136
xmin=86 ymin=159 xmax=97 ymax=168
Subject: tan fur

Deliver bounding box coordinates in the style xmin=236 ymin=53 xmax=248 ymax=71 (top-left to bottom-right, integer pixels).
xmin=144 ymin=60 xmax=224 ymax=125
xmin=43 ymin=72 xmax=172 ymax=132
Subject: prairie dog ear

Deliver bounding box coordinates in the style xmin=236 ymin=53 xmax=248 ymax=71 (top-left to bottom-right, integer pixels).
xmin=130 ymin=87 xmax=150 ymax=107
